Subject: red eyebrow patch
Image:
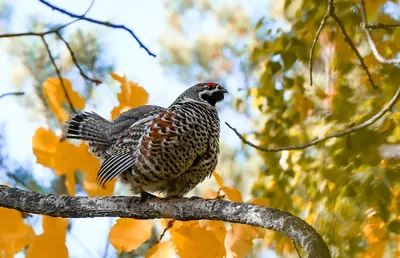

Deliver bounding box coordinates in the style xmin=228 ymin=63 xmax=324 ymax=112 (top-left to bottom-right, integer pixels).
xmin=207 ymin=82 xmax=217 ymax=88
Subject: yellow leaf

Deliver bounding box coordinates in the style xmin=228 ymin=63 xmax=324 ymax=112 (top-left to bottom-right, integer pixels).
xmin=32 ymin=128 xmax=115 ymax=196
xmin=213 ymin=171 xmax=224 ymax=188
xmin=221 ymin=186 xmax=243 ymax=202
xmin=26 ymin=216 xmax=68 ymax=258
xmin=145 ymin=241 xmax=176 ymax=258
xmin=79 ymin=143 xmax=115 ymax=196
xmin=362 ymin=241 xmax=386 ymax=258
xmin=170 ymin=221 xmax=223 ymax=258
xmin=109 ymin=219 xmax=152 ymax=253
xmin=32 ymin=127 xmax=58 ymax=168
xmin=0 ymin=207 xmax=34 ymax=257
xmin=199 ymin=220 xmax=226 ymax=258
xmin=110 ymin=73 xmax=149 ymax=119
xmin=32 ymin=128 xmax=79 ymax=195
xmin=203 ymin=189 xmax=219 ymax=199
xmin=362 ymin=215 xmax=387 ymax=244
xmin=294 ymin=94 xmax=314 ymax=121
xmin=43 ymin=78 xmax=85 ymax=122
xmin=225 ymin=223 xmax=265 ymax=258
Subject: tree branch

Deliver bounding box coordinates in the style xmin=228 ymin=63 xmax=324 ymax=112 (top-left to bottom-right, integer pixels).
xmin=38 ymin=0 xmax=156 ymax=57
xmin=359 ymin=0 xmax=400 ymax=64
xmin=309 ymin=0 xmax=333 ymax=86
xmin=331 ymin=13 xmax=377 ymax=89
xmin=227 ymin=85 xmax=400 ymax=152
xmin=308 ymin=0 xmax=377 ymax=89
xmin=365 ymin=23 xmax=400 ymax=30
xmin=41 ymin=36 xmax=77 ymax=113
xmin=55 ymin=31 xmax=102 ymax=85
xmin=0 ymin=92 xmax=25 ymax=99
xmin=0 ymin=1 xmax=103 ymax=85
xmin=0 ymin=186 xmax=331 ymax=258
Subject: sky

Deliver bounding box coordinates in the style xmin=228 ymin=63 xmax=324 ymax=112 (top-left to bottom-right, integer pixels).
xmin=0 ymin=0 xmax=276 ymax=257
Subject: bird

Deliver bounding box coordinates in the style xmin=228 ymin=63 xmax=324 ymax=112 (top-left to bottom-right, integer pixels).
xmin=62 ymin=82 xmax=228 ymax=199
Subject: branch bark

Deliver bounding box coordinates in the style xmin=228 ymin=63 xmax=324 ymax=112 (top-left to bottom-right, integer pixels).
xmin=0 ymin=186 xmax=331 ymax=258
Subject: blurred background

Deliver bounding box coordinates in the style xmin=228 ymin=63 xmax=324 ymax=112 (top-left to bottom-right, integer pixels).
xmin=1 ymin=0 xmax=400 ymax=257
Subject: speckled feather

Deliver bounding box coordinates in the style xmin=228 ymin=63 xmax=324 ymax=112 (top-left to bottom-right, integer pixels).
xmin=63 ymin=82 xmax=226 ymax=197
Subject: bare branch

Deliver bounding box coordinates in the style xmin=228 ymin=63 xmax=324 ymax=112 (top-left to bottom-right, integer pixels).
xmin=41 ymin=36 xmax=77 ymax=113
xmin=0 ymin=186 xmax=331 ymax=258
xmin=308 ymin=0 xmax=377 ymax=89
xmin=0 ymin=20 xmax=78 ymax=38
xmin=309 ymin=0 xmax=333 ymax=86
xmin=331 ymin=14 xmax=377 ymax=89
xmin=0 ymin=92 xmax=25 ymax=99
xmin=366 ymin=23 xmax=400 ymax=30
xmin=38 ymin=0 xmax=156 ymax=57
xmin=0 ymin=0 xmax=103 ymax=85
xmin=158 ymin=219 xmax=174 ymax=242
xmin=360 ymin=0 xmax=400 ymax=64
xmin=55 ymin=32 xmax=102 ymax=85
xmin=227 ymin=85 xmax=400 ymax=152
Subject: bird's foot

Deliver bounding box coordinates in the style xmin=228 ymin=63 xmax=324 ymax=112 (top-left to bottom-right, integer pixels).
xmin=188 ymin=195 xmax=202 ymax=200
xmin=164 ymin=194 xmax=184 ymax=200
xmin=139 ymin=191 xmax=158 ymax=202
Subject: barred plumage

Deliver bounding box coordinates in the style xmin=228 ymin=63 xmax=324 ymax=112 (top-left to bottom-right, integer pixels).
xmin=63 ymin=82 xmax=227 ymax=198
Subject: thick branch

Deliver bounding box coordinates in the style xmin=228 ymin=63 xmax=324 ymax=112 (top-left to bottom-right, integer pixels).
xmin=360 ymin=0 xmax=400 ymax=64
xmin=227 ymin=85 xmax=400 ymax=152
xmin=38 ymin=0 xmax=156 ymax=57
xmin=0 ymin=186 xmax=330 ymax=258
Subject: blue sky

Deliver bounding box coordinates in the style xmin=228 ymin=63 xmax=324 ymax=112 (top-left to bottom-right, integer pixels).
xmin=0 ymin=0 xmax=276 ymax=257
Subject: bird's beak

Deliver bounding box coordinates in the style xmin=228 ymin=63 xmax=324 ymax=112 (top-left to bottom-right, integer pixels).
xmin=217 ymin=85 xmax=228 ymax=94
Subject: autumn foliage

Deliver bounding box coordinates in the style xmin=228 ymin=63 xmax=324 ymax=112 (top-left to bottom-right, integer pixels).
xmin=2 ymin=0 xmax=400 ymax=257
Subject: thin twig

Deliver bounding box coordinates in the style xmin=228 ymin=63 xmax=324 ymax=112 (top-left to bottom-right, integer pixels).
xmin=41 ymin=36 xmax=77 ymax=113
xmin=309 ymin=0 xmax=333 ymax=86
xmin=366 ymin=23 xmax=400 ymax=30
xmin=226 ymin=85 xmax=400 ymax=152
xmin=0 ymin=20 xmax=77 ymax=39
xmin=0 ymin=1 xmax=102 ymax=85
xmin=0 ymin=92 xmax=25 ymax=99
xmin=359 ymin=0 xmax=400 ymax=64
xmin=158 ymin=220 xmax=175 ymax=243
xmin=56 ymin=31 xmax=102 ymax=85
xmin=331 ymin=13 xmax=377 ymax=89
xmin=102 ymin=218 xmax=113 ymax=258
xmin=38 ymin=0 xmax=156 ymax=57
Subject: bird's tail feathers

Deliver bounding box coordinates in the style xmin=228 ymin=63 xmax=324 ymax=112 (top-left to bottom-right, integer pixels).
xmin=62 ymin=112 xmax=111 ymax=145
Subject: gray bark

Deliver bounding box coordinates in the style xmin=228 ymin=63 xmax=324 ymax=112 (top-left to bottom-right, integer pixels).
xmin=0 ymin=185 xmax=331 ymax=258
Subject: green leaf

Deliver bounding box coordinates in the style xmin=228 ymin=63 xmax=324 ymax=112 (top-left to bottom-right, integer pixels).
xmin=388 ymin=219 xmax=400 ymax=234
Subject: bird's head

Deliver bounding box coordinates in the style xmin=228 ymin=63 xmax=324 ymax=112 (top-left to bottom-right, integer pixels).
xmin=175 ymin=82 xmax=228 ymax=106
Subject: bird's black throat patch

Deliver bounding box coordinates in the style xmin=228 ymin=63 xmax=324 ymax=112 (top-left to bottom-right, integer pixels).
xmin=200 ymin=91 xmax=225 ymax=106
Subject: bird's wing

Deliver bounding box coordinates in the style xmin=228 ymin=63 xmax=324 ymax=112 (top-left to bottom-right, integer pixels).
xmin=110 ymin=105 xmax=166 ymax=139
xmin=96 ymin=107 xmax=165 ymax=185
